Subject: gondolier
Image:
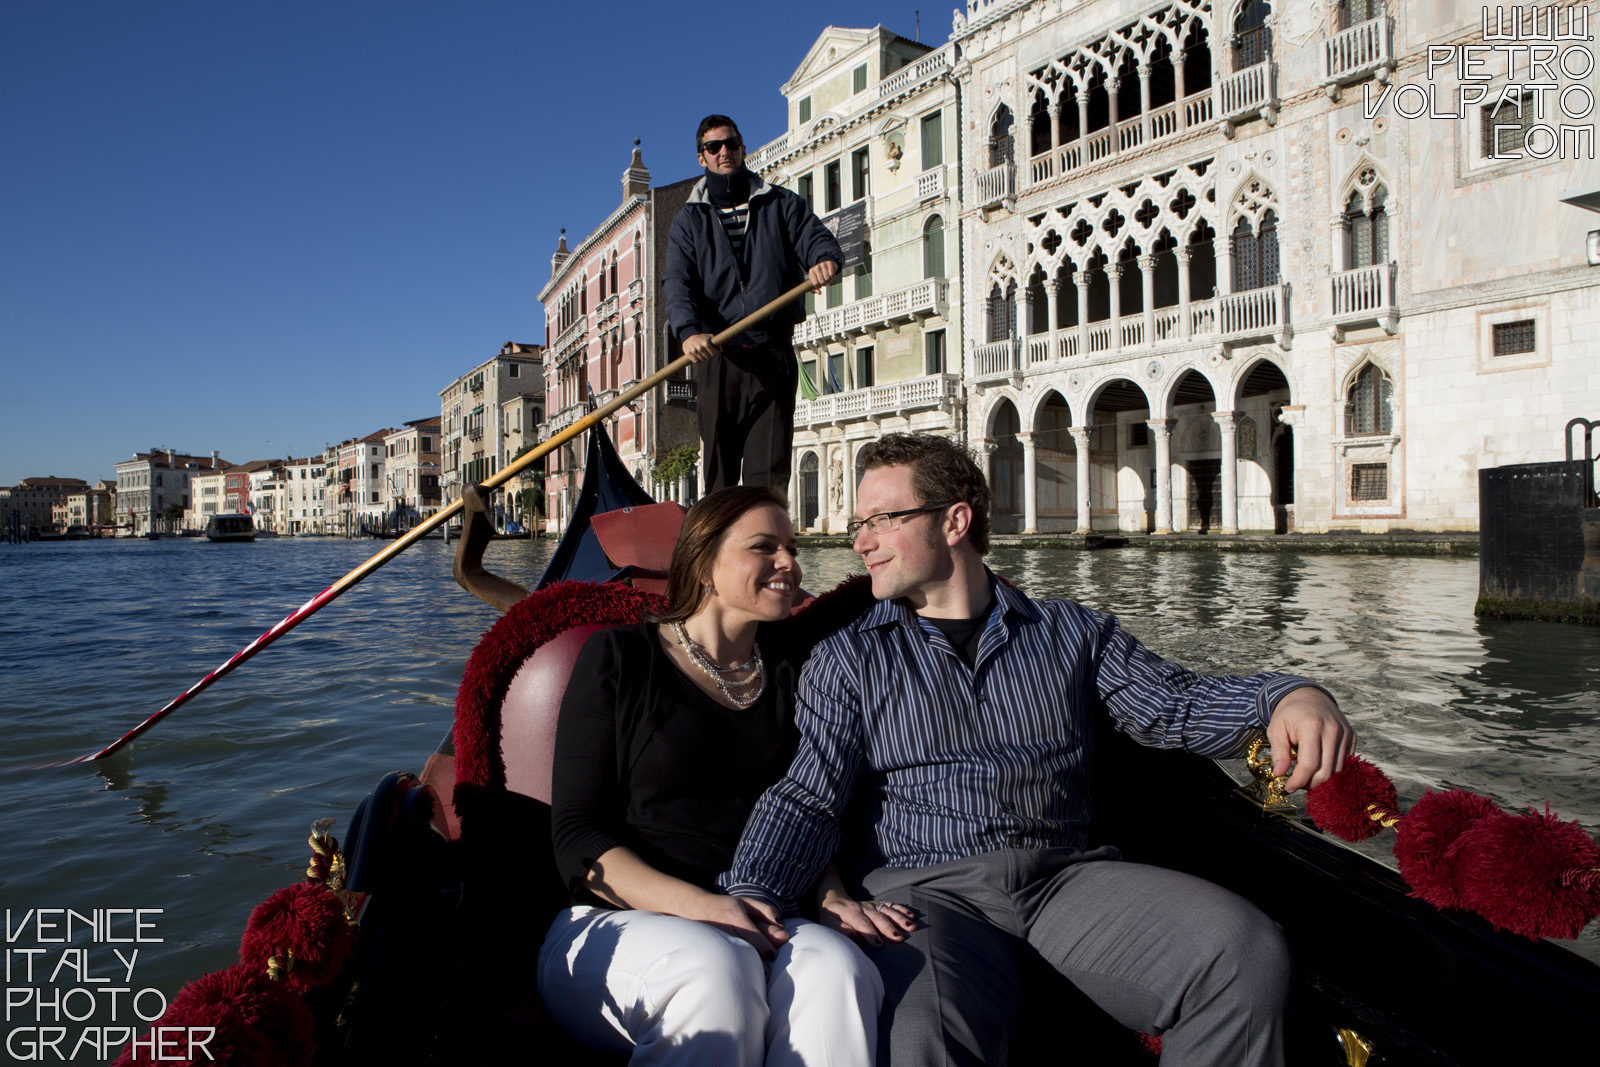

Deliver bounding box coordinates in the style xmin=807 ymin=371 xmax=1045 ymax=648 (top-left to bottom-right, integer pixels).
xmin=665 ymin=114 xmax=840 ymax=493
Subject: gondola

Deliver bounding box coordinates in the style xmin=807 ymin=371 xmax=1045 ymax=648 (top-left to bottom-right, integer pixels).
xmin=116 ymin=426 xmax=1600 ymax=1067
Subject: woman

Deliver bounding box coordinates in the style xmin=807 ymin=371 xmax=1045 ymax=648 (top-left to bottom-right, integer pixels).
xmin=538 ymin=485 xmax=914 ymax=1066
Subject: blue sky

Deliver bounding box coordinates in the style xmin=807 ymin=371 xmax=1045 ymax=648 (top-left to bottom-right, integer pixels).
xmin=0 ymin=0 xmax=933 ymax=485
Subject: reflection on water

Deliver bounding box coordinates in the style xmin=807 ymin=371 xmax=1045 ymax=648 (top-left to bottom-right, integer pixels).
xmin=2 ymin=535 xmax=1597 ymax=1037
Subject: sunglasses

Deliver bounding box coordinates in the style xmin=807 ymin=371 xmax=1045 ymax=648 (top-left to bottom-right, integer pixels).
xmin=699 ymin=137 xmax=744 ymax=156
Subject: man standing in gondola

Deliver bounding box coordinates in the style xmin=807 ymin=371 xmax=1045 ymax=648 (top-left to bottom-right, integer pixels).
xmin=664 ymin=114 xmax=841 ymax=493
xmin=722 ymin=432 xmax=1356 ymax=1066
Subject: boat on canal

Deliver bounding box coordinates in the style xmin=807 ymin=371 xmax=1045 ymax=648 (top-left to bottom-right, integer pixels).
xmin=204 ymin=513 xmax=257 ymax=542
xmin=108 ymin=424 xmax=1599 ymax=1067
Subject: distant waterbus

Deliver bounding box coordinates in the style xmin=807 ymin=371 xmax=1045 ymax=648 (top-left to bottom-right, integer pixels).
xmin=205 ymin=514 xmax=256 ymax=542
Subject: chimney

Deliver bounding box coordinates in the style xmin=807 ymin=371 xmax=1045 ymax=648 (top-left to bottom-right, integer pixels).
xmin=621 ymin=138 xmax=650 ymax=200
xmin=551 ymin=228 xmax=570 ymax=274
xmin=211 ymin=450 xmax=220 ymax=468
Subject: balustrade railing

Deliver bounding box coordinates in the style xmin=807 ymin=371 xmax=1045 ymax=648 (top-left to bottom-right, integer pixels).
xmin=794 ymin=373 xmax=958 ymax=427
xmin=1219 ymin=60 xmax=1275 ymax=120
xmin=1322 ymin=17 xmax=1392 ymax=83
xmin=975 ymin=339 xmax=1017 ymax=379
xmin=1026 ymin=337 xmax=1052 ymax=365
xmin=1331 ymin=262 xmax=1396 ymax=316
xmin=794 ymin=279 xmax=948 ymax=345
xmin=1086 ymin=324 xmax=1113 ymax=353
xmin=976 ymin=163 xmax=1015 ymax=206
xmin=1153 ymin=307 xmax=1183 ymax=342
xmin=1117 ymin=115 xmax=1144 ymax=153
xmin=1184 ymin=92 xmax=1215 ymax=127
xmin=1219 ymin=284 xmax=1284 ymax=337
xmin=1120 ymin=318 xmax=1146 ymax=348
xmin=916 ymin=166 xmax=946 ymax=199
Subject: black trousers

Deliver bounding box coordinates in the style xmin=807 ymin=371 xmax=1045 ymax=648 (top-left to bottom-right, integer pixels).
xmin=696 ymin=342 xmax=798 ymax=493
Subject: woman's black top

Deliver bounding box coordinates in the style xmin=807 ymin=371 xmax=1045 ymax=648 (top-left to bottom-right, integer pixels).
xmin=549 ymin=620 xmax=806 ymax=901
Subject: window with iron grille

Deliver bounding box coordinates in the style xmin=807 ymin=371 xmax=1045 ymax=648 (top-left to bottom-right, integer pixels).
xmin=1344 ymin=363 xmax=1393 ymax=435
xmin=1344 ymin=187 xmax=1389 ymax=268
xmin=1482 ymin=93 xmax=1537 ymax=158
xmin=1350 ymin=462 xmax=1388 ymax=501
xmin=1492 ymin=319 xmax=1536 ymax=356
xmin=1231 ymin=212 xmax=1280 ymax=291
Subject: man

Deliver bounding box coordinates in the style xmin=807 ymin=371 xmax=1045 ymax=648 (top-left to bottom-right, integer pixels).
xmin=664 ymin=114 xmax=841 ymax=492
xmin=720 ymin=432 xmax=1356 ymax=1066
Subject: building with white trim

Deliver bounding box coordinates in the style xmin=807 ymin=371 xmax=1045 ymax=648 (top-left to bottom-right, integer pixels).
xmin=749 ymin=26 xmax=966 ymax=533
xmin=952 ymin=0 xmax=1600 ymax=534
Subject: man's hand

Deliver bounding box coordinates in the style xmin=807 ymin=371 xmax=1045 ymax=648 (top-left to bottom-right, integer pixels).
xmin=688 ymin=893 xmax=790 ymax=960
xmin=1267 ymin=686 xmax=1356 ymax=793
xmin=808 ymin=260 xmax=839 ymax=290
xmin=683 ymin=333 xmax=720 ymax=363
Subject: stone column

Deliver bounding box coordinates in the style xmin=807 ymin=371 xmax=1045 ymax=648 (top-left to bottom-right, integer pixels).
xmin=1074 ymin=270 xmax=1092 ymax=355
xmin=1107 ymin=263 xmax=1124 ymax=350
xmin=979 ymin=439 xmax=996 ymax=487
xmin=843 ymin=438 xmax=857 ymax=527
xmin=1174 ymin=51 xmax=1188 ymax=118
xmin=1075 ymin=90 xmax=1090 ymax=148
xmin=1138 ymin=253 xmax=1158 ymax=344
xmin=1044 ymin=279 xmax=1061 ymax=360
xmin=1071 ymin=426 xmax=1093 ymax=534
xmin=1175 ymin=247 xmax=1193 ymax=336
xmin=1018 ymin=431 xmax=1038 ymax=534
xmin=1048 ymin=102 xmax=1062 ymax=153
xmin=1330 ymin=212 xmax=1350 ymax=273
xmin=1137 ymin=64 xmax=1153 ymax=142
xmin=1107 ymin=77 xmax=1121 ymax=133
xmin=1214 ymin=410 xmax=1239 ymax=534
xmin=1148 ymin=418 xmax=1174 ymax=534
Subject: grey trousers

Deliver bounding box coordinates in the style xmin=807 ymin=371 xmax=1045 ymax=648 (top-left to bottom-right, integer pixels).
xmin=860 ymin=847 xmax=1288 ymax=1067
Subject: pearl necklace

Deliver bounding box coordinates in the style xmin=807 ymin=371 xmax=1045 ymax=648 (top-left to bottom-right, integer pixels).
xmin=670 ymin=620 xmax=767 ymax=709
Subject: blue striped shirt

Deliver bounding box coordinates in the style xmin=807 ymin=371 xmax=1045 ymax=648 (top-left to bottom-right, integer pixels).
xmin=720 ymin=576 xmax=1322 ymax=910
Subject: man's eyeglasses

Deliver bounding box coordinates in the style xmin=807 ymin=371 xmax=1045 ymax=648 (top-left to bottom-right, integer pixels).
xmin=846 ymin=502 xmax=955 ymax=538
xmin=699 ymin=137 xmax=743 ymax=156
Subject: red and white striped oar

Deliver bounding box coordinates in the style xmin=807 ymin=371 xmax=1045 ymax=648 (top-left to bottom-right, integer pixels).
xmin=53 ymin=280 xmax=814 ymax=766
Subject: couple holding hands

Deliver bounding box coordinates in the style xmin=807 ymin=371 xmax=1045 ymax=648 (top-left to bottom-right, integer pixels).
xmin=534 ymin=433 xmax=1353 ymax=1067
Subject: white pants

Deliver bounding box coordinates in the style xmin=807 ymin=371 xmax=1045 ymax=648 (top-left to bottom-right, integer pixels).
xmin=537 ymin=905 xmax=882 ymax=1066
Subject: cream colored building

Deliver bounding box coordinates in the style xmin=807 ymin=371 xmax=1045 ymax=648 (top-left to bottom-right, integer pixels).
xmin=749 ymin=26 xmax=965 ymax=532
xmin=953 ymin=0 xmax=1600 ymax=533
xmin=384 ymin=418 xmax=442 ymax=529
xmin=186 ymin=466 xmax=228 ymax=532
xmin=440 ymin=342 xmax=544 ymax=529
xmin=283 ymin=456 xmax=328 ymax=534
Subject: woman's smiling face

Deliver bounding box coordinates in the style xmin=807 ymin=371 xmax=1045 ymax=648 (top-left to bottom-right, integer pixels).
xmin=703 ymin=503 xmax=801 ymax=624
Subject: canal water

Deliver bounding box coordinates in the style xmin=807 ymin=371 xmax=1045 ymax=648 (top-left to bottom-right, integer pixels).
xmin=2 ymin=536 xmax=1598 ymax=1058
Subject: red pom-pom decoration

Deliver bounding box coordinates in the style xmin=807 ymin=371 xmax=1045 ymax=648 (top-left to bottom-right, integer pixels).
xmin=239 ymin=880 xmax=353 ymax=991
xmin=111 ymin=962 xmax=315 ymax=1067
xmin=1393 ymin=789 xmax=1501 ymax=910
xmin=1304 ymin=755 xmax=1401 ymax=842
xmin=1452 ymin=807 xmax=1600 ymax=940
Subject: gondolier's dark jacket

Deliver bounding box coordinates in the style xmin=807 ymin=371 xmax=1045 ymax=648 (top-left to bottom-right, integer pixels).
xmin=664 ymin=173 xmax=841 ymax=349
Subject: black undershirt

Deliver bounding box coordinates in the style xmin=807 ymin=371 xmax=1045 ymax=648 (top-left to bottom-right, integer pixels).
xmin=922 ymin=594 xmax=996 ymax=668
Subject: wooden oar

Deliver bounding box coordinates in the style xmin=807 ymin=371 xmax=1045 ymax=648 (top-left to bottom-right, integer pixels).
xmin=57 ymin=279 xmax=817 ymax=766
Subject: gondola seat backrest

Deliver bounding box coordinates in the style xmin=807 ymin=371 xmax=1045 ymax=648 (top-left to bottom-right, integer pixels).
xmin=453 ymin=580 xmax=666 ymax=802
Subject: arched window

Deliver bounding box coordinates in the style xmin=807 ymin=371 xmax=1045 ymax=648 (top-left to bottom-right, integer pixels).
xmin=598 ymin=261 xmax=607 ymax=300
xmin=1340 ymin=0 xmax=1383 ymax=29
xmin=1344 ymin=179 xmax=1389 ymax=269
xmin=989 ymin=106 xmax=1015 ymax=168
xmin=987 ymin=281 xmax=1018 ymax=342
xmin=923 ymin=216 xmax=945 ymax=278
xmin=1029 ymin=90 xmax=1051 ymax=157
xmin=1231 ymin=210 xmax=1279 ymax=291
xmin=1234 ymin=0 xmax=1272 ymax=68
xmin=1345 ymin=363 xmax=1393 ymax=435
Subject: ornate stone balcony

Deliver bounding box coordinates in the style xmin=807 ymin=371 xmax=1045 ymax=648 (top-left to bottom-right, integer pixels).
xmin=975 ymin=163 xmax=1015 ymax=212
xmin=1329 ymin=262 xmax=1398 ymax=339
xmin=1321 ymin=17 xmax=1394 ymax=92
xmin=1218 ymin=60 xmax=1278 ymax=127
xmin=794 ymin=279 xmax=949 ymax=345
xmin=1027 ymin=92 xmax=1216 ymax=187
xmin=794 ymin=373 xmax=959 ymax=428
xmin=973 ymin=284 xmax=1291 ymax=387
xmin=917 ymin=165 xmax=947 ymax=200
